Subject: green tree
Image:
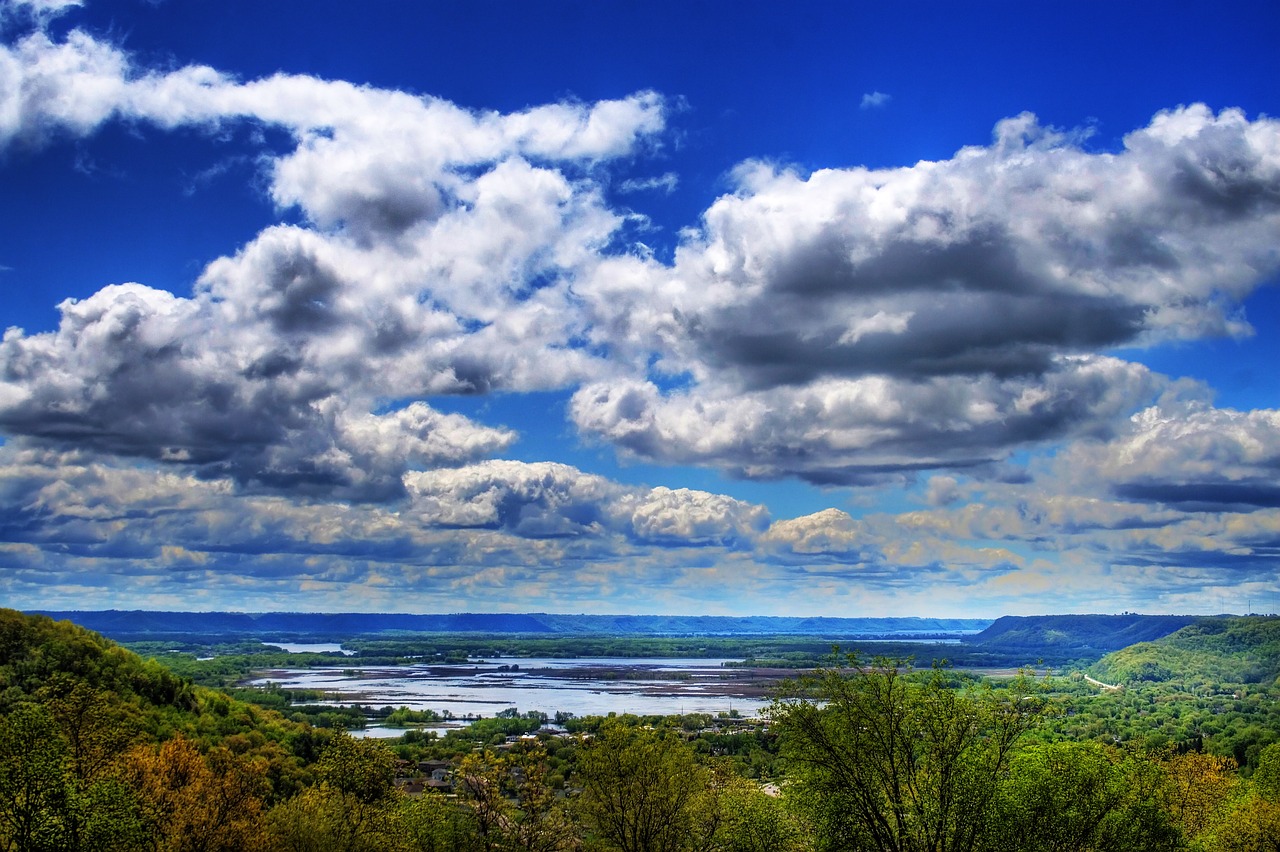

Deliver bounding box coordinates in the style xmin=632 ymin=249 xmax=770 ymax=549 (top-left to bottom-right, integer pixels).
xmin=771 ymin=658 xmax=1042 ymax=852
xmin=267 ymin=732 xmax=401 ymax=852
xmin=1252 ymin=742 xmax=1280 ymax=801
xmin=455 ymin=745 xmax=578 ymax=852
xmin=0 ymin=701 xmax=147 ymax=852
xmin=315 ymin=733 xmax=398 ymax=806
xmin=991 ymin=741 xmax=1181 ymax=852
xmin=398 ymin=791 xmax=480 ymax=852
xmin=38 ymin=677 xmax=137 ymax=788
xmin=0 ymin=704 xmax=70 ymax=852
xmin=712 ymin=777 xmax=811 ymax=852
xmin=576 ymin=723 xmax=719 ymax=852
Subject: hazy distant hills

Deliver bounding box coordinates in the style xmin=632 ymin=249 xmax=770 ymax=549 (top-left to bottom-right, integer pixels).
xmin=531 ymin=614 xmax=988 ymax=636
xmin=30 ymin=610 xmax=1209 ymax=653
xmin=31 ymin=610 xmax=990 ymax=640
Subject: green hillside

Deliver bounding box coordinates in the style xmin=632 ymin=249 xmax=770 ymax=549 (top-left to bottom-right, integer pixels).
xmin=969 ymin=613 xmax=1197 ymax=654
xmin=1089 ymin=615 xmax=1280 ymax=687
xmin=0 ymin=608 xmax=320 ymax=783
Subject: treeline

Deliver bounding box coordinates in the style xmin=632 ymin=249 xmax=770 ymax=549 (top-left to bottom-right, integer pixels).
xmin=4 ymin=609 xmax=1280 ymax=851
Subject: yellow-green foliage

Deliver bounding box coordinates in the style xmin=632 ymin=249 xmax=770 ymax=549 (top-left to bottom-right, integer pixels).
xmin=1091 ymin=616 xmax=1280 ymax=687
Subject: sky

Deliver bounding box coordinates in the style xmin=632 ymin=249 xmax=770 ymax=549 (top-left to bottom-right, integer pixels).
xmin=2 ymin=0 xmax=1280 ymax=618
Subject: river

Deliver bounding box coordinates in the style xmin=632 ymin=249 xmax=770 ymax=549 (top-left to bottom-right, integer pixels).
xmin=247 ymin=656 xmax=783 ymax=727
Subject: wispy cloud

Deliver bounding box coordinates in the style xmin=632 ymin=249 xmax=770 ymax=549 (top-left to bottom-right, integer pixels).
xmin=860 ymin=91 xmax=892 ymax=109
xmin=618 ymin=172 xmax=679 ymax=194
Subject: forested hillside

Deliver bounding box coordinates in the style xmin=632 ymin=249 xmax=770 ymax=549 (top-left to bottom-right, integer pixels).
xmin=970 ymin=613 xmax=1198 ymax=653
xmin=3 ymin=609 xmax=1280 ymax=851
xmin=1091 ymin=616 xmax=1280 ymax=686
xmin=0 ymin=610 xmax=333 ymax=850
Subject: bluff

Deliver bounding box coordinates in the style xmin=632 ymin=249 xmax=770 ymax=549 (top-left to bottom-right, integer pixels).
xmin=967 ymin=613 xmax=1198 ymax=654
xmin=1090 ymin=615 xmax=1280 ymax=685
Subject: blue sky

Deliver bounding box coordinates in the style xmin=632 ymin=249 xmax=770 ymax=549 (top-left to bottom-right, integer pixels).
xmin=3 ymin=0 xmax=1280 ymax=617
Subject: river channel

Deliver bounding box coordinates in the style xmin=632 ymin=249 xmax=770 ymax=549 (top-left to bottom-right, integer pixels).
xmin=247 ymin=656 xmax=786 ymax=726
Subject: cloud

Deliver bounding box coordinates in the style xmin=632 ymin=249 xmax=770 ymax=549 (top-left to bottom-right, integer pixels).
xmin=1056 ymin=403 xmax=1280 ymax=511
xmin=623 ymin=486 xmax=769 ymax=547
xmin=0 ymin=26 xmax=666 ymax=498
xmin=572 ymin=105 xmax=1280 ymax=482
xmin=860 ymin=91 xmax=891 ymax=110
xmin=5 ymin=19 xmax=1280 ymax=616
xmin=403 ymin=459 xmax=768 ymax=546
xmin=2 ymin=435 xmax=1275 ymax=615
xmin=618 ymin=172 xmax=679 ymax=194
xmin=6 ymin=0 xmax=81 ymax=12
xmin=0 ymin=447 xmax=771 ymax=567
xmin=0 ymin=30 xmax=129 ymax=146
xmin=404 ymin=460 xmax=619 ymax=537
xmin=923 ymin=475 xmax=963 ymax=507
xmin=571 ymin=356 xmax=1162 ymax=485
xmin=0 ymin=24 xmax=665 ymax=157
xmin=0 ymin=447 xmax=784 ymax=611
xmin=677 ymin=106 xmax=1279 ymax=374
xmin=8 ymin=25 xmax=1280 ymax=498
xmin=0 ymin=0 xmax=80 ymax=29
xmin=0 ymin=281 xmax=519 ymax=500
xmin=761 ymin=508 xmax=865 ymax=556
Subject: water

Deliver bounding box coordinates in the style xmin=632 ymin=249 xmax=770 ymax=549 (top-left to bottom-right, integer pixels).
xmin=262 ymin=642 xmax=354 ymax=655
xmin=247 ymin=656 xmax=775 ymax=720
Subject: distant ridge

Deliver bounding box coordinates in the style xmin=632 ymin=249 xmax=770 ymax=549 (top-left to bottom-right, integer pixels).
xmin=30 ymin=610 xmax=990 ymax=640
xmin=970 ymin=614 xmax=1198 ymax=652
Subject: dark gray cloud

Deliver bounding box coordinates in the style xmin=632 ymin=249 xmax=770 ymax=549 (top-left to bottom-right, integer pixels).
xmin=1113 ymin=483 xmax=1280 ymax=512
xmin=695 ymin=289 xmax=1146 ymax=387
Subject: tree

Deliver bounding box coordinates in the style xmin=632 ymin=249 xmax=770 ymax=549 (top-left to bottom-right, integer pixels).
xmin=1199 ymin=796 xmax=1280 ymax=852
xmin=576 ymin=723 xmax=719 ymax=852
xmin=455 ymin=744 xmax=579 ymax=852
xmin=771 ymin=658 xmax=1042 ymax=852
xmin=455 ymin=751 xmax=510 ymax=852
xmin=1252 ymin=742 xmax=1280 ymax=801
xmin=0 ymin=704 xmax=70 ymax=852
xmin=711 ymin=776 xmax=811 ymax=852
xmin=398 ymin=791 xmax=480 ymax=852
xmin=266 ymin=732 xmax=400 ymax=852
xmin=37 ymin=677 xmax=137 ymax=788
xmin=124 ymin=736 xmax=269 ymax=852
xmin=1195 ymin=744 xmax=1280 ymax=852
xmin=1161 ymin=750 xmax=1237 ymax=840
xmin=991 ymin=741 xmax=1180 ymax=852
